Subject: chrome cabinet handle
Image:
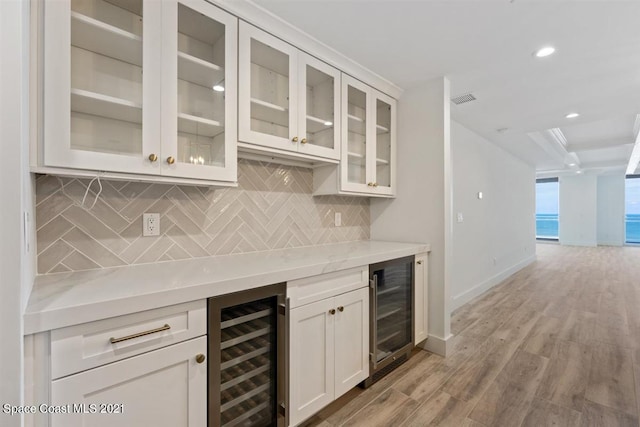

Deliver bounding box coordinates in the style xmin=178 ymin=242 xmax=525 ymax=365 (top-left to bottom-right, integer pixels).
xmin=110 ymin=324 xmax=170 ymax=344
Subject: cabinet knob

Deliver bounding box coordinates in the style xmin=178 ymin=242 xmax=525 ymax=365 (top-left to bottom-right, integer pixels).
xmin=292 ymin=136 xmax=299 ymax=143
xmin=417 ymin=260 xmax=423 ymax=265
xmin=300 ymin=138 xmax=308 ymax=144
xmin=337 ymin=306 xmax=344 ymax=312
xmin=195 ymin=354 xmax=206 ymax=364
xmin=329 ymin=308 xmax=336 ymax=315
xmin=148 ymin=153 xmax=158 ymax=162
xmin=373 ymin=183 xmax=378 ymax=187
xmin=166 ymin=156 xmax=176 ymax=165
xmin=367 ymin=182 xmax=374 ymax=187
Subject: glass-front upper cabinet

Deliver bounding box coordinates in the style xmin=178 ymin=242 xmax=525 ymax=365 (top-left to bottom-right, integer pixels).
xmin=161 ymin=0 xmax=237 ymax=181
xmin=340 ymin=75 xmax=396 ymax=196
xmin=44 ymin=0 xmax=161 ymax=174
xmin=43 ymin=0 xmax=237 ymax=183
xmin=238 ymin=22 xmax=340 ymax=161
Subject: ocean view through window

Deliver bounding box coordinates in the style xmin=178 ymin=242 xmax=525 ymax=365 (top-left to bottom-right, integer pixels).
xmin=626 ymin=175 xmax=640 ymax=244
xmin=536 ymin=178 xmax=559 ymax=240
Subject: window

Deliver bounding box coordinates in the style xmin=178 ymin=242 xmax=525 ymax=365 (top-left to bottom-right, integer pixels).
xmin=536 ymin=178 xmax=559 ymax=240
xmin=626 ymin=175 xmax=640 ymax=244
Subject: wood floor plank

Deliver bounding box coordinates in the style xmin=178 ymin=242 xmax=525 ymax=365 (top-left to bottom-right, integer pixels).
xmin=341 ymin=389 xmax=419 ymax=427
xmin=580 ymin=400 xmax=638 ymax=427
xmin=491 ymin=307 xmax=541 ymax=343
xmin=535 ymin=339 xmax=592 ymax=411
xmin=558 ymin=309 xmax=597 ymax=346
xmin=400 ymin=391 xmax=471 ymax=427
xmin=467 ymin=350 xmax=548 ymax=427
xmin=521 ymin=397 xmax=581 ymax=427
xmin=585 ymin=343 xmax=637 ymax=416
xmin=520 ymin=315 xmax=563 ymax=358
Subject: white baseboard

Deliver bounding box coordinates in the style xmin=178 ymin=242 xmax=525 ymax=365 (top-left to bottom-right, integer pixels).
xmin=597 ymin=241 xmax=623 ymax=247
xmin=420 ymin=333 xmax=453 ymax=356
xmin=451 ymin=255 xmax=536 ymax=312
xmin=559 ymin=240 xmax=597 ymax=247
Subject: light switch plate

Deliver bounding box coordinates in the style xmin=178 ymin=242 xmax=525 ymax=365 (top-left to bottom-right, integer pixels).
xmin=478 ymin=192 xmax=483 ymax=199
xmin=457 ymin=213 xmax=464 ymax=223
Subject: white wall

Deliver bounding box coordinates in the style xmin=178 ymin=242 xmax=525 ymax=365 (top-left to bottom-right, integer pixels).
xmin=371 ymin=77 xmax=452 ymax=355
xmin=559 ymin=175 xmax=598 ymax=246
xmin=450 ymin=122 xmax=536 ymax=310
xmin=597 ymin=174 xmax=625 ymax=246
xmin=1 ymin=1 xmax=34 ymax=425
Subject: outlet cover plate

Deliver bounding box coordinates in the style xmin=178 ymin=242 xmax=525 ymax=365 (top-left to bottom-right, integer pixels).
xmin=143 ymin=213 xmax=160 ymax=236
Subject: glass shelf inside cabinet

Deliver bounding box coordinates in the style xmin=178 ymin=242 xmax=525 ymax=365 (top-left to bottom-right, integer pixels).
xmin=69 ymin=0 xmax=144 ymax=155
xmin=249 ymin=39 xmax=290 ymax=138
xmin=376 ymin=99 xmax=392 ymax=187
xmin=176 ymin=3 xmax=226 ymax=167
xmin=346 ymin=85 xmax=367 ymax=184
xmin=305 ymin=65 xmax=335 ymax=150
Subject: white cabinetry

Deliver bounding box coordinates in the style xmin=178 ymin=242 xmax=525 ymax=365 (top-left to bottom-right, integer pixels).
xmin=40 ymin=0 xmax=237 ymax=185
xmin=313 ymin=75 xmax=396 ymax=197
xmin=414 ymin=252 xmax=429 ymax=345
xmin=288 ymin=267 xmax=369 ymax=426
xmin=48 ymin=301 xmax=207 ymax=427
xmin=238 ymin=22 xmax=341 ymax=163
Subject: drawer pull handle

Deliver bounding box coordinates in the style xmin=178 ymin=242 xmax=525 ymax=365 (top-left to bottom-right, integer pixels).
xmin=417 ymin=260 xmax=423 ymax=265
xmin=109 ymin=324 xmax=171 ymax=344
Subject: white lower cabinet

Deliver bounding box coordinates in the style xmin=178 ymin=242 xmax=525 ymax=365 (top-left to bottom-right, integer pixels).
xmin=413 ymin=252 xmax=430 ymax=345
xmin=50 ymin=336 xmax=207 ymax=427
xmin=289 ymin=287 xmax=368 ymax=427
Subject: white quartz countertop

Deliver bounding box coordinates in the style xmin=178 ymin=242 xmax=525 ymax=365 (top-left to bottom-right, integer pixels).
xmin=24 ymin=240 xmax=430 ymax=334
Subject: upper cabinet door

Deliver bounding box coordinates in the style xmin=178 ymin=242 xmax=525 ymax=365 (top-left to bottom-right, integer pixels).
xmin=297 ymin=53 xmax=341 ymax=160
xmin=371 ymin=91 xmax=396 ymax=196
xmin=160 ymin=0 xmax=237 ymax=181
xmin=44 ymin=0 xmax=162 ymax=175
xmin=238 ymin=22 xmax=299 ymax=151
xmin=341 ymin=75 xmax=372 ymax=193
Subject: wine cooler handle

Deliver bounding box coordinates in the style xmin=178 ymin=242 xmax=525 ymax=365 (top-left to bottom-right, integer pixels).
xmin=370 ymin=273 xmax=378 ymax=370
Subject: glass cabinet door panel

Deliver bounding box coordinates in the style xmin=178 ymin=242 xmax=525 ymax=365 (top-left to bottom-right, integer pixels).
xmin=69 ymin=0 xmax=144 ymax=156
xmin=346 ymin=84 xmax=368 ymax=186
xmin=375 ymin=98 xmax=392 ymax=189
xmin=299 ymin=55 xmax=340 ymax=160
xmin=176 ymin=3 xmax=226 ymax=168
xmin=249 ymin=39 xmax=290 ymax=139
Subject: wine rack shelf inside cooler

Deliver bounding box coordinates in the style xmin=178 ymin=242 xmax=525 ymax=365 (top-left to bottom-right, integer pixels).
xmin=219 ymin=298 xmax=276 ymax=427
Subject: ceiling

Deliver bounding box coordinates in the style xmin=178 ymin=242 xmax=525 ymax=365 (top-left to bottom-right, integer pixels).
xmin=252 ymin=0 xmax=640 ymax=176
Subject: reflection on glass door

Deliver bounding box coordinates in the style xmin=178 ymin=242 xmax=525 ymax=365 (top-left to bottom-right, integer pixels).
xmin=536 ymin=178 xmax=559 ymax=240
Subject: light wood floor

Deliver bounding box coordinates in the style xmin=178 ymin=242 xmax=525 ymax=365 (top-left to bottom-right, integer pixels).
xmin=302 ymin=244 xmax=640 ymax=427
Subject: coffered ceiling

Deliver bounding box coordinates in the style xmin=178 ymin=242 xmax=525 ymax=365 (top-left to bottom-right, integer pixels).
xmin=251 ymin=0 xmax=640 ymax=177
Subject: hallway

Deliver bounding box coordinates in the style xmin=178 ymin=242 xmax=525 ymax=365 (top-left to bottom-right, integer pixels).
xmin=304 ymin=244 xmax=640 ymax=426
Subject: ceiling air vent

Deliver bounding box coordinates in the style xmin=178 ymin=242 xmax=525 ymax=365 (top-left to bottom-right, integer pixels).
xmin=451 ymin=93 xmax=476 ymax=105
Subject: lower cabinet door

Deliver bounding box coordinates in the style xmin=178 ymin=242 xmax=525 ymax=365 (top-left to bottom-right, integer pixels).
xmin=289 ymin=297 xmax=335 ymax=427
xmin=50 ymin=336 xmax=207 ymax=427
xmin=334 ymin=288 xmax=369 ymax=398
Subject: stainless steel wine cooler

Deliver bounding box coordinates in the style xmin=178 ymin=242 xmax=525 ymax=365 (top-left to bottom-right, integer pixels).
xmin=364 ymin=256 xmax=414 ymax=387
xmin=208 ymin=283 xmax=287 ymax=427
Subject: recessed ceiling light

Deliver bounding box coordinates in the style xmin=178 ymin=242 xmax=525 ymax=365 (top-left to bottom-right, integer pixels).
xmin=324 ymin=121 xmax=333 ymax=126
xmin=565 ymin=113 xmax=579 ymax=119
xmin=568 ymin=163 xmax=576 ymax=166
xmin=534 ymin=46 xmax=556 ymax=58
xmin=576 ymin=170 xmax=583 ymax=174
xmin=213 ymin=85 xmax=225 ymax=92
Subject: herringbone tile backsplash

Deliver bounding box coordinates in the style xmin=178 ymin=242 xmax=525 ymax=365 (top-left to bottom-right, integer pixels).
xmin=36 ymin=159 xmax=370 ymax=274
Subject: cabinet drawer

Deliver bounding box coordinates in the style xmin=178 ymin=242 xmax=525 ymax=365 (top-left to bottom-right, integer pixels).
xmin=287 ymin=266 xmax=368 ymax=308
xmin=51 ymin=300 xmax=206 ymax=379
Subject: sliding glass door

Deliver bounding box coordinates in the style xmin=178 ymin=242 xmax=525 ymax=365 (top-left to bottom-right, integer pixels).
xmin=536 ymin=178 xmax=559 ymax=240
xmin=626 ymin=175 xmax=640 ymax=244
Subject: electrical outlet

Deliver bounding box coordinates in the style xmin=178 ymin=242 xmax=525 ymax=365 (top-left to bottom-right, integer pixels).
xmin=457 ymin=212 xmax=464 ymax=223
xmin=335 ymin=212 xmax=342 ymax=227
xmin=143 ymin=213 xmax=160 ymax=236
